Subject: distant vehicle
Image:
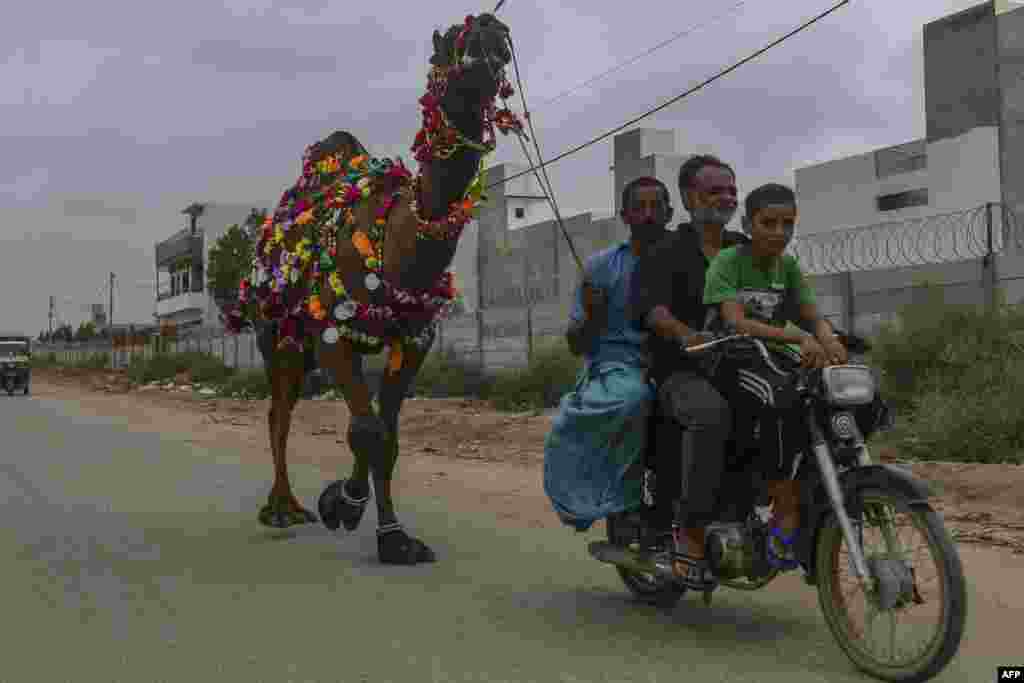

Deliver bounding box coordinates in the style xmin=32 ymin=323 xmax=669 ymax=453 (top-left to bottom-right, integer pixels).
xmin=0 ymin=334 xmax=32 ymax=396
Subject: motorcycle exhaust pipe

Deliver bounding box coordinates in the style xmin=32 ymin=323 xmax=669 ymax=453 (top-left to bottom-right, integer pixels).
xmin=588 ymin=541 xmax=675 ymax=580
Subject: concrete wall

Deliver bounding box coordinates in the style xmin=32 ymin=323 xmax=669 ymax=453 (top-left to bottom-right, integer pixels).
xmin=612 ymin=128 xmax=689 ymax=222
xmin=924 ymin=1 xmax=1001 ymax=143
xmin=794 ymin=127 xmax=1001 ymax=238
xmin=997 ymin=3 xmax=1024 ymax=232
xmin=928 ymin=127 xmax=1002 ymax=211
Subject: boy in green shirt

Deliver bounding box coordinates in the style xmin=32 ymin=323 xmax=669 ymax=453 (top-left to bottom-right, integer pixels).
xmin=703 ymin=183 xmax=847 ymax=569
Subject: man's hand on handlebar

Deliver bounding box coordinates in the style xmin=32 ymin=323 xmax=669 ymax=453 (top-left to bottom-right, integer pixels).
xmin=821 ymin=334 xmax=848 ymax=365
xmin=799 ymin=336 xmax=830 ymax=369
xmin=681 ymin=332 xmax=716 ymax=349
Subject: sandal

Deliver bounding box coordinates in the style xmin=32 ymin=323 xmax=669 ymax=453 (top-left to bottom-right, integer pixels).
xmin=671 ymin=552 xmax=718 ymax=591
xmin=766 ymin=523 xmax=801 ymax=571
xmin=318 ymin=478 xmax=371 ymax=532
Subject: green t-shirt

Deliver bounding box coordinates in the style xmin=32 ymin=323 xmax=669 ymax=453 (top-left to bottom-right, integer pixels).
xmin=703 ymin=245 xmax=816 ymax=351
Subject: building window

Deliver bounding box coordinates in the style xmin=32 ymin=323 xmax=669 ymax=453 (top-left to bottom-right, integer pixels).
xmin=514 ymin=207 xmax=525 ymax=219
xmin=876 ymin=189 xmax=929 ymax=212
xmin=875 ymin=154 xmax=927 ymax=178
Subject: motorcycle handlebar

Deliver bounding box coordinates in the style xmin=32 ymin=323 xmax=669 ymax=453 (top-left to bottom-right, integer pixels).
xmin=681 ymin=329 xmax=871 ymax=356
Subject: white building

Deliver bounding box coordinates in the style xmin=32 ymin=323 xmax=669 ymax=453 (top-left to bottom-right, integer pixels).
xmin=792 ymin=0 xmax=1024 ymax=266
xmin=154 ymin=202 xmax=270 ymax=332
xmin=794 ymin=128 xmax=1002 ymax=236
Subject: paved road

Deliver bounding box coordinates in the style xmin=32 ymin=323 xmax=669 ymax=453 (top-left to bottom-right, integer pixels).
xmin=2 ymin=391 xmax=1019 ymax=683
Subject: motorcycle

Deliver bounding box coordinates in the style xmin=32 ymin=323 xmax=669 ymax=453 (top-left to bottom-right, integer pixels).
xmin=587 ymin=331 xmax=966 ymax=683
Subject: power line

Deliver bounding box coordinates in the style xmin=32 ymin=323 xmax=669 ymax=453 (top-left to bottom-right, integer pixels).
xmin=486 ymin=0 xmax=851 ymax=192
xmin=535 ymin=0 xmax=750 ymax=108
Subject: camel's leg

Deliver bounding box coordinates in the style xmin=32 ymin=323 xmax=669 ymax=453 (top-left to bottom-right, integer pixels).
xmin=255 ymin=325 xmax=316 ymax=528
xmin=369 ymin=332 xmax=437 ymax=564
xmin=316 ymin=339 xmax=379 ymax=533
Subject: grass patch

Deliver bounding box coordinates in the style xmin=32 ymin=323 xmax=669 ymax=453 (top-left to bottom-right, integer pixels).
xmin=868 ymin=284 xmax=1024 ymax=464
xmin=125 ymin=350 xmax=234 ymax=385
xmin=30 ymin=352 xmax=59 ymax=368
xmin=216 ymin=368 xmax=270 ymax=400
xmin=488 ymin=337 xmax=583 ymax=412
xmin=412 ymin=344 xmax=494 ymax=398
xmin=74 ymin=352 xmax=111 ymax=370
xmin=407 ymin=337 xmax=583 ymax=411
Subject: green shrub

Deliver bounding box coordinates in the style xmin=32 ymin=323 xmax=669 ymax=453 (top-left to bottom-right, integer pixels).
xmin=488 ymin=337 xmax=583 ymax=411
xmin=126 ymin=351 xmax=234 ymax=385
xmin=74 ymin=352 xmax=111 ymax=369
xmin=879 ymin=358 xmax=1024 ymax=464
xmin=868 ymin=283 xmax=1024 ymax=464
xmin=413 ymin=344 xmax=493 ymax=398
xmin=30 ymin=352 xmax=58 ymax=368
xmin=217 ymin=368 xmax=270 ymax=399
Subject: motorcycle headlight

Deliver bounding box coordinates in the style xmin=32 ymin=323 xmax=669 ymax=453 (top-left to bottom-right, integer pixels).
xmin=821 ymin=365 xmax=876 ymax=406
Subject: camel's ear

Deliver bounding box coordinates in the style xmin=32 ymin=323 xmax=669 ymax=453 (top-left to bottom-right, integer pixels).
xmin=430 ymin=30 xmax=447 ymax=66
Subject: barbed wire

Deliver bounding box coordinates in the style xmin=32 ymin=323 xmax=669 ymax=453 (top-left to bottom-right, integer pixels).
xmin=786 ymin=202 xmax=1024 ymax=276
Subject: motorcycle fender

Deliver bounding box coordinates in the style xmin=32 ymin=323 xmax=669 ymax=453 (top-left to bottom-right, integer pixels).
xmin=798 ymin=465 xmax=933 ymax=583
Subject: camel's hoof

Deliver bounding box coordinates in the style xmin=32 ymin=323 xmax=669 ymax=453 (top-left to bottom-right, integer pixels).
xmin=258 ymin=501 xmax=317 ymax=529
xmin=377 ymin=527 xmax=436 ymax=565
xmin=319 ymin=479 xmax=370 ymax=532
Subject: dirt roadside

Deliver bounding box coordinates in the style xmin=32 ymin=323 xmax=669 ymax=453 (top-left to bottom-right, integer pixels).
xmin=28 ymin=366 xmax=1024 ymax=554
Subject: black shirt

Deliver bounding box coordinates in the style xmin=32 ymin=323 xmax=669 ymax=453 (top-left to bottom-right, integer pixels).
xmin=629 ymin=222 xmax=750 ymax=384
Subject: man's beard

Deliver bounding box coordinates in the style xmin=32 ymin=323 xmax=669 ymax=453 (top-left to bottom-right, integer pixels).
xmin=690 ymin=206 xmax=736 ymax=227
xmin=630 ymin=223 xmax=667 ymax=247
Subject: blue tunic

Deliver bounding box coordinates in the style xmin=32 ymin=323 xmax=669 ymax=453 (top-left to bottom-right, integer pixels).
xmin=543 ymin=242 xmax=654 ymax=531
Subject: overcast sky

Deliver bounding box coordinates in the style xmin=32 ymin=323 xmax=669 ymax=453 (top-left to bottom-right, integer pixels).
xmin=0 ymin=0 xmax=996 ymax=334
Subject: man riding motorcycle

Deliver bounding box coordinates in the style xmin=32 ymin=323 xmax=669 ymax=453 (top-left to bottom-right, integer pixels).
xmin=628 ymin=154 xmax=750 ymax=589
xmin=543 ymin=177 xmax=674 ymax=531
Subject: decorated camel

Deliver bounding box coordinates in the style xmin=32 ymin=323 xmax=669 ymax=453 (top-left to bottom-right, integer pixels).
xmin=223 ymin=12 xmax=523 ymax=564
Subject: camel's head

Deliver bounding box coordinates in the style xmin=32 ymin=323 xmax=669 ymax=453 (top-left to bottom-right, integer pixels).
xmin=431 ymin=13 xmax=512 ymax=105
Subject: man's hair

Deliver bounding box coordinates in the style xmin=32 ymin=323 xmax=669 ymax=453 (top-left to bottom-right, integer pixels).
xmin=744 ymin=183 xmax=797 ymax=219
xmin=620 ymin=176 xmax=671 ymax=211
xmin=677 ymin=154 xmax=735 ymax=208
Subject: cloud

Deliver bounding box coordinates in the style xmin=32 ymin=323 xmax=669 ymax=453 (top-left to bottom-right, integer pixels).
xmin=189 ymin=39 xmax=338 ymax=79
xmin=0 ymin=40 xmax=120 ymax=107
xmin=62 ymin=199 xmax=138 ymax=224
xmin=0 ymin=168 xmax=50 ymax=202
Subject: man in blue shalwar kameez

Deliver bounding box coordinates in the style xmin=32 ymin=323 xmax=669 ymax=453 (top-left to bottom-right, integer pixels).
xmin=543 ymin=177 xmax=674 ymax=531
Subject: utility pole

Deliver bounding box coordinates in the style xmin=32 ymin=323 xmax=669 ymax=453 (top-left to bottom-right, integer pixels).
xmin=109 ymin=272 xmax=115 ymax=331
xmin=48 ymin=296 xmax=54 ymax=339
xmin=109 ymin=272 xmax=116 ymax=370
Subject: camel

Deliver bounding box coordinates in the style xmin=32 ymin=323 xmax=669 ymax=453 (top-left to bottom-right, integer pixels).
xmin=223 ymin=12 xmax=522 ymax=564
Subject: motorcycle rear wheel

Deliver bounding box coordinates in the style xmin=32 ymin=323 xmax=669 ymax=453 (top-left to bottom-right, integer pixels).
xmin=605 ymin=514 xmax=685 ymax=608
xmin=815 ymin=488 xmax=966 ymax=682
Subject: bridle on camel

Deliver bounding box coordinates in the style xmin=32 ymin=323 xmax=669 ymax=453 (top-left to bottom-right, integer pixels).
xmin=481 ymin=0 xmax=587 ymax=279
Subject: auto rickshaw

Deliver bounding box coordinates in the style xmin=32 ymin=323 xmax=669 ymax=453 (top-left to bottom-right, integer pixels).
xmin=0 ymin=334 xmax=32 ymax=396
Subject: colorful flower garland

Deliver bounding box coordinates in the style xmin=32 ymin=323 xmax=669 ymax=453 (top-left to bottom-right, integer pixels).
xmin=222 ymin=14 xmax=524 ymax=364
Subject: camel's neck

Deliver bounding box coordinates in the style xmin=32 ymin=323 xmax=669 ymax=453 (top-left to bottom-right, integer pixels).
xmin=397 ymin=95 xmax=486 ymax=290
xmin=419 ymin=95 xmax=486 ymax=221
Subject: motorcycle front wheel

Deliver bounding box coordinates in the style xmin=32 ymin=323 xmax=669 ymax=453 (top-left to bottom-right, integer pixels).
xmin=815 ymin=487 xmax=966 ymax=682
xmin=605 ymin=514 xmax=685 ymax=608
